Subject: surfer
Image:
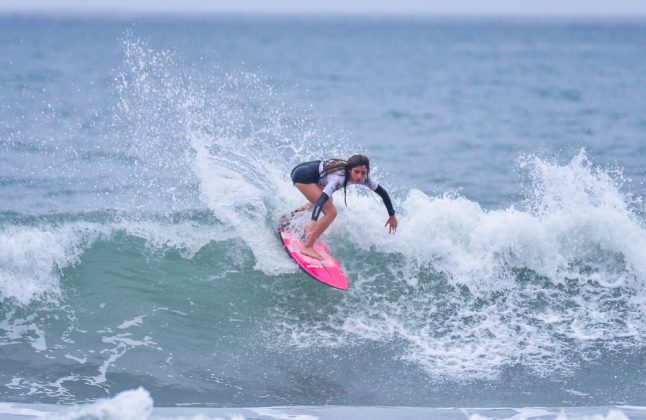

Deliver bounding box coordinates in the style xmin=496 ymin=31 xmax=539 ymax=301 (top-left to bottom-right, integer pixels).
xmin=290 ymin=155 xmax=397 ymax=259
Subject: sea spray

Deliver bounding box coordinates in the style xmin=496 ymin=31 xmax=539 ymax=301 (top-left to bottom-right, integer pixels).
xmin=114 ymin=37 xmax=353 ymax=272
xmin=274 ymin=151 xmax=646 ymax=380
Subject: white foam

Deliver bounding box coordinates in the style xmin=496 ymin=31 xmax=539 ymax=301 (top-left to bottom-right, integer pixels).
xmin=6 ymin=375 xmax=78 ymax=401
xmin=51 ymin=387 xmax=153 ymax=420
xmin=0 ymin=312 xmax=47 ymax=351
xmin=44 ymin=385 xmax=248 ymax=419
xmin=117 ymin=315 xmax=146 ymax=330
xmin=618 ymin=405 xmax=646 ymax=411
xmin=553 ymin=409 xmax=630 ymax=420
xmin=0 ymin=219 xmax=236 ymax=306
xmin=189 ymin=131 xmax=295 ymax=275
xmin=0 ymin=222 xmax=109 ymax=305
xmin=64 ymin=354 xmax=87 ymax=364
xmin=251 ymin=408 xmax=317 ymax=420
xmin=565 ymin=389 xmax=591 ymax=398
xmin=467 ymin=408 xmax=630 ymax=420
xmin=0 ymin=402 xmax=47 ymax=417
xmin=276 ymin=151 xmax=646 ymax=380
xmin=90 ymin=333 xmax=158 ymax=385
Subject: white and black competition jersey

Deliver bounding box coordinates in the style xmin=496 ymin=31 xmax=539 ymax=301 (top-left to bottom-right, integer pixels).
xmin=318 ymin=160 xmax=379 ymax=197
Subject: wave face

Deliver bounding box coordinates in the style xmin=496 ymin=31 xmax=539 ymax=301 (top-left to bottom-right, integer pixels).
xmin=2 ymin=154 xmax=645 ymax=407
xmin=1 ymin=18 xmax=646 ymax=407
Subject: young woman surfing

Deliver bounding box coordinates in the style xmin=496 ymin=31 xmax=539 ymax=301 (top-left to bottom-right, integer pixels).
xmin=290 ymin=154 xmax=397 ymax=259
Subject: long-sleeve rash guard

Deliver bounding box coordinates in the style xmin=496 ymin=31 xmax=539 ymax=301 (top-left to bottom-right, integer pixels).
xmin=311 ymin=162 xmax=396 ymax=221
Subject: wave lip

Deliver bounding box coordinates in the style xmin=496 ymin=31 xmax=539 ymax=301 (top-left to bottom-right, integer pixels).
xmin=0 ymin=222 xmax=108 ymax=305
xmin=0 ymin=216 xmax=234 ymax=306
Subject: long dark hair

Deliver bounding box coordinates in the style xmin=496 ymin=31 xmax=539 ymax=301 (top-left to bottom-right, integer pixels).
xmin=320 ymin=155 xmax=370 ymax=207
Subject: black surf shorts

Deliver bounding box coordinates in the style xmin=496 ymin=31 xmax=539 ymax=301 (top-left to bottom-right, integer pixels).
xmin=291 ymin=160 xmax=321 ymax=184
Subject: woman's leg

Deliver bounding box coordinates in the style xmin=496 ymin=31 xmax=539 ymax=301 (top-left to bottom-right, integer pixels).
xmin=295 ymin=202 xmax=313 ymax=212
xmin=294 ymin=183 xmax=337 ymax=259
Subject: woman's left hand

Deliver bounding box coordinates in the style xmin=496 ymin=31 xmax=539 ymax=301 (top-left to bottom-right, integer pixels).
xmin=385 ymin=215 xmax=398 ymax=234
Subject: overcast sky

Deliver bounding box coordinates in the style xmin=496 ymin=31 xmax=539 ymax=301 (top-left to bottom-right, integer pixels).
xmin=2 ymin=0 xmax=646 ymax=17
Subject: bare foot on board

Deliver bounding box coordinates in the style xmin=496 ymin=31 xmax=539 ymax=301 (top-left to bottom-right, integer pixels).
xmin=300 ymin=246 xmax=324 ymax=260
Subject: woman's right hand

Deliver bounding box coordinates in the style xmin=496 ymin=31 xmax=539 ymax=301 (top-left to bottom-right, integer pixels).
xmin=385 ymin=215 xmax=398 ymax=234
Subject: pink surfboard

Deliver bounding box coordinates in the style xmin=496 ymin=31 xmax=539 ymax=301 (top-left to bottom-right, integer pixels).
xmin=278 ymin=228 xmax=349 ymax=290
